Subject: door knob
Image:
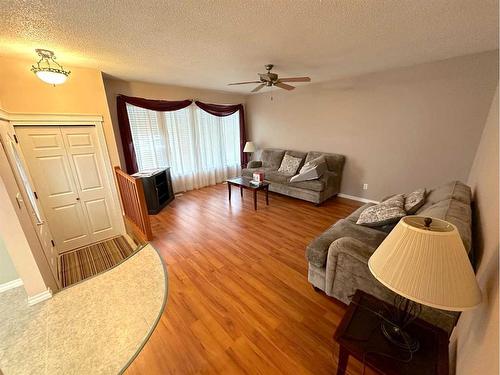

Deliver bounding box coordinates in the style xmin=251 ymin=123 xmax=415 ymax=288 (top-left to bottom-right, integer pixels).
xmin=76 ymin=197 xmax=80 ymax=200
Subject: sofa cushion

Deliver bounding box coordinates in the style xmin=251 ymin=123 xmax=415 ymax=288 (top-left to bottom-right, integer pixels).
xmin=265 ymin=170 xmax=292 ymax=184
xmin=247 ymin=160 xmax=262 ymax=168
xmin=277 ymin=154 xmax=303 ymax=176
xmin=241 ymin=167 xmax=275 ymax=178
xmin=404 ymin=188 xmax=426 ymax=214
xmin=261 ymin=149 xmax=285 ymax=169
xmin=306 ymin=219 xmax=387 ymax=267
xmin=289 ymin=179 xmax=326 ymax=192
xmin=356 ymin=195 xmax=406 ymax=227
xmin=425 ymin=180 xmax=471 ymax=205
xmin=418 ymin=198 xmax=472 ymax=253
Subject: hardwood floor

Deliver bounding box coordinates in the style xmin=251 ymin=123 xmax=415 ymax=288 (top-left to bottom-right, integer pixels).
xmin=125 ymin=183 xmax=363 ymax=375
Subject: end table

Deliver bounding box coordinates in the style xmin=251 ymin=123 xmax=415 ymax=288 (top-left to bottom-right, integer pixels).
xmin=333 ymin=290 xmax=448 ymax=375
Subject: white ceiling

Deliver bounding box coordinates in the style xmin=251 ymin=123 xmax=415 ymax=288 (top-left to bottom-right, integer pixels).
xmin=1 ymin=0 xmax=498 ymax=93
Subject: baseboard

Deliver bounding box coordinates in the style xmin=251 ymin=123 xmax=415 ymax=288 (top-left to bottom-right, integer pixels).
xmin=337 ymin=193 xmax=379 ymax=204
xmin=0 ymin=278 xmax=23 ymax=293
xmin=27 ymin=288 xmax=52 ymax=306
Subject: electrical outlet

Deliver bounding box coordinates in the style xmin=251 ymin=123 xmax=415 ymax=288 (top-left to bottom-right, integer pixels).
xmin=363 ymin=183 xmax=368 ymax=190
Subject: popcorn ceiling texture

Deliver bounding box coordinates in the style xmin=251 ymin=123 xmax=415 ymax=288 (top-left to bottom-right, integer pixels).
xmin=0 ymin=244 xmax=167 ymax=375
xmin=0 ymin=0 xmax=497 ymax=92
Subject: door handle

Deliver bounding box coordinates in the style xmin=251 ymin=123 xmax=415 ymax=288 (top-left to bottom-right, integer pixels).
xmin=36 ymin=220 xmax=45 ymax=226
xmin=76 ymin=197 xmax=80 ymax=200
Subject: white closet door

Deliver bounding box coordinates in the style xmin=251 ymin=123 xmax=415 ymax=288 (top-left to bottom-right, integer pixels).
xmin=61 ymin=126 xmax=119 ymax=243
xmin=16 ymin=126 xmax=119 ymax=252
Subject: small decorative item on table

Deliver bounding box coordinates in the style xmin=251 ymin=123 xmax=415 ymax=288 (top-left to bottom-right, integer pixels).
xmin=252 ymin=171 xmax=265 ymax=183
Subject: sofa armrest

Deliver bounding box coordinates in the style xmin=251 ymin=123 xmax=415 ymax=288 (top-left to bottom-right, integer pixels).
xmin=247 ymin=160 xmax=262 ymax=168
xmin=321 ymin=170 xmax=341 ymax=195
xmin=324 ymin=237 xmax=377 ymax=300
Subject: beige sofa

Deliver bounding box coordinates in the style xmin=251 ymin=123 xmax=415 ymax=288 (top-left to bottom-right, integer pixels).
xmin=242 ymin=148 xmax=345 ymax=204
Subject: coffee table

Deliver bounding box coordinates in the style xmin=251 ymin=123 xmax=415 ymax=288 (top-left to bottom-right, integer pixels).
xmin=226 ymin=177 xmax=269 ymax=210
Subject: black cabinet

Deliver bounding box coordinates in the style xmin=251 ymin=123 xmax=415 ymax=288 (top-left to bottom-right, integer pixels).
xmin=132 ymin=168 xmax=174 ymax=214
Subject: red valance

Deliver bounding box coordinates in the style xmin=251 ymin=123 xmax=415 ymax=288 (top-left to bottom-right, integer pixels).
xmin=117 ymin=95 xmax=247 ymax=174
xmin=195 ymin=101 xmax=247 ymax=166
xmin=117 ymin=95 xmax=193 ymax=173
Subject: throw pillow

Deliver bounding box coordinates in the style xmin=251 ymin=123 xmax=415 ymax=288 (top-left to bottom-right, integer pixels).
xmin=290 ymin=161 xmax=329 ymax=182
xmin=299 ymin=155 xmax=326 ymax=174
xmin=356 ymin=195 xmax=406 ymax=227
xmin=404 ymin=188 xmax=426 ymax=214
xmin=278 ymin=154 xmax=302 ymax=176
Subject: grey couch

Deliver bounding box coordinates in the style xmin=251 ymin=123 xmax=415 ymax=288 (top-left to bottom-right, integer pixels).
xmin=306 ymin=181 xmax=474 ymax=334
xmin=242 ymin=148 xmax=345 ymax=204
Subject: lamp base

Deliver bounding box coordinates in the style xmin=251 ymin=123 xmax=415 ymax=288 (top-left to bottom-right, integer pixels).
xmin=381 ymin=321 xmax=420 ymax=352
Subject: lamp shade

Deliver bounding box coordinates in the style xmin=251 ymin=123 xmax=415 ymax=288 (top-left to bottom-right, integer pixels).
xmin=368 ymin=216 xmax=481 ymax=311
xmin=243 ymin=141 xmax=256 ymax=153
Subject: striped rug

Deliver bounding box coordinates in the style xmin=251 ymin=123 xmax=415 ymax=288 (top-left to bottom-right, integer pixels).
xmin=59 ymin=236 xmax=136 ymax=288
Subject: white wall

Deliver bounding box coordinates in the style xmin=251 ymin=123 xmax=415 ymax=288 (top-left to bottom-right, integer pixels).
xmin=246 ymin=51 xmax=498 ymax=200
xmin=452 ymin=87 xmax=499 ymax=375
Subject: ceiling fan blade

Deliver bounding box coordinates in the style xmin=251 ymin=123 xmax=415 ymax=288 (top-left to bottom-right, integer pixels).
xmin=275 ymin=82 xmax=295 ymax=91
xmin=251 ymin=84 xmax=266 ymax=93
xmin=277 ymin=77 xmax=311 ymax=83
xmin=228 ymin=81 xmax=261 ymax=86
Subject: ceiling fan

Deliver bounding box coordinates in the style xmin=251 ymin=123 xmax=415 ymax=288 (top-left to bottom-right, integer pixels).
xmin=228 ymin=64 xmax=311 ymax=92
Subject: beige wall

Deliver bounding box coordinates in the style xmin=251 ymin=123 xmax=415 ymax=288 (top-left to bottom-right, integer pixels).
xmin=246 ymin=51 xmax=498 ymax=200
xmin=0 ymin=55 xmax=120 ymax=167
xmin=452 ymin=87 xmax=499 ymax=375
xmin=0 ymin=175 xmax=47 ymax=296
xmin=0 ymin=236 xmax=18 ymax=285
xmin=0 ymin=55 xmax=123 ymax=295
xmin=103 ymin=78 xmax=247 ymax=167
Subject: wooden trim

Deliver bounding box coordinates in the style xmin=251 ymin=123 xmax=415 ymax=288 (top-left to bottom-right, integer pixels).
xmin=114 ymin=166 xmax=153 ymax=242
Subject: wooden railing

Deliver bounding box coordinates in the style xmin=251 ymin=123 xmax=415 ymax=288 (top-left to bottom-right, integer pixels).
xmin=114 ymin=166 xmax=153 ymax=242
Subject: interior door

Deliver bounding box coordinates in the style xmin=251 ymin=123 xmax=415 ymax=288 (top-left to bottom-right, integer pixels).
xmin=61 ymin=126 xmax=120 ymax=243
xmin=16 ymin=125 xmax=119 ymax=252
xmin=17 ymin=126 xmax=92 ymax=252
xmin=0 ymin=124 xmax=59 ymax=284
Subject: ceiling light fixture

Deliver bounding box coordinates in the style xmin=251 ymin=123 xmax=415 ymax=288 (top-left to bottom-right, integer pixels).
xmin=31 ymin=49 xmax=70 ymax=86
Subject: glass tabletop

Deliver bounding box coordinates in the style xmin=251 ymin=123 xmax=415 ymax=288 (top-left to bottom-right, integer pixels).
xmin=226 ymin=177 xmax=269 ymax=188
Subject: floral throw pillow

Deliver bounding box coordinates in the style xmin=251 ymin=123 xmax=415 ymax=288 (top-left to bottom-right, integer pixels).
xmin=277 ymin=154 xmax=303 ymax=176
xmin=404 ymin=188 xmax=426 ymax=214
xmin=356 ymin=195 xmax=406 ymax=227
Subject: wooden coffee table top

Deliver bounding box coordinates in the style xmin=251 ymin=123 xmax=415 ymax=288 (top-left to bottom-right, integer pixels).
xmin=227 ymin=177 xmax=269 ymax=189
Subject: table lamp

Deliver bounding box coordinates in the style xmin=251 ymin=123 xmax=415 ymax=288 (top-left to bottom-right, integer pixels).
xmin=368 ymin=216 xmax=482 ymax=351
xmin=243 ymin=141 xmax=256 ymax=154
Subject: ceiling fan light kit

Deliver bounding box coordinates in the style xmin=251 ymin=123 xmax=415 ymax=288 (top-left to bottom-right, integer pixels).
xmin=228 ymin=64 xmax=311 ymax=92
xmin=31 ymin=49 xmax=71 ymax=86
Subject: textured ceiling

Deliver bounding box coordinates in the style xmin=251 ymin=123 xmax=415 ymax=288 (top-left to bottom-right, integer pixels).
xmin=1 ymin=0 xmax=498 ymax=93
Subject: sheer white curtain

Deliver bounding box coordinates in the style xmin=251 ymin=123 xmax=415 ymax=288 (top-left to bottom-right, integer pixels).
xmin=126 ymin=103 xmax=241 ymax=193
